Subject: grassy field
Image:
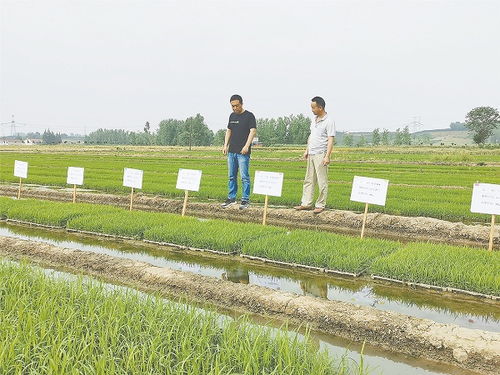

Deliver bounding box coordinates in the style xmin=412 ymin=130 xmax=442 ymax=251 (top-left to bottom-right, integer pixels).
xmin=1 ymin=196 xmax=498 ymax=295
xmin=0 ymin=261 xmax=364 ymax=375
xmin=1 ymin=145 xmax=499 ymax=223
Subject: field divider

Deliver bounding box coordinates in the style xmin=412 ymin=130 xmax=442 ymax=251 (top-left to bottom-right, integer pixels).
xmin=371 ymin=275 xmax=500 ymax=300
xmin=66 ymin=229 xmax=138 ymax=241
xmin=143 ymin=239 xmax=237 ymax=255
xmin=6 ymin=219 xmax=64 ymax=230
xmin=240 ymin=254 xmax=360 ymax=277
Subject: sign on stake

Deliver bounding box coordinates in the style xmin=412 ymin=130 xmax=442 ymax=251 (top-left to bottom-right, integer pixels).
xmin=253 ymin=171 xmax=284 ymax=225
xmin=176 ymin=168 xmax=202 ymax=216
xmin=67 ymin=167 xmax=84 ymax=203
xmin=14 ymin=160 xmax=28 ymax=199
xmin=123 ymin=168 xmax=143 ymax=211
xmin=471 ymin=182 xmax=500 ymax=251
xmin=350 ymin=176 xmax=389 ymax=238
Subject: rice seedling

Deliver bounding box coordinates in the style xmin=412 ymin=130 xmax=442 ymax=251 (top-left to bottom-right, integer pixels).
xmin=143 ymin=219 xmax=287 ymax=253
xmin=5 ymin=199 xmax=121 ymax=227
xmin=370 ymin=243 xmax=500 ymax=296
xmin=0 ymin=261 xmax=367 ymax=374
xmin=242 ymin=230 xmax=401 ymax=274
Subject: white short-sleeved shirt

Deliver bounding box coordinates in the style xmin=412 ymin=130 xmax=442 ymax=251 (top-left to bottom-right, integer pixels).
xmin=307 ymin=113 xmax=336 ymax=155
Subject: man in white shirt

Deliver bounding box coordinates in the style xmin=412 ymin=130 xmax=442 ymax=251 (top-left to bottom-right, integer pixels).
xmin=294 ymin=96 xmax=335 ymax=214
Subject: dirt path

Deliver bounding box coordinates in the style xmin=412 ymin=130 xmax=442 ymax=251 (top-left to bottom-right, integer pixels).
xmin=0 ymin=235 xmax=498 ymax=374
xmin=1 ymin=184 xmax=497 ymax=247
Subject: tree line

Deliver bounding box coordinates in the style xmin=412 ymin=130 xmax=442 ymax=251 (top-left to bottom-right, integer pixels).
xmin=77 ymin=106 xmax=500 ymax=146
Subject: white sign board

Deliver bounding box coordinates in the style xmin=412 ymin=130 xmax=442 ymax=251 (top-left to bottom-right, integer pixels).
xmin=14 ymin=160 xmax=28 ymax=179
xmin=253 ymin=171 xmax=284 ymax=197
xmin=67 ymin=167 xmax=84 ymax=185
xmin=471 ymin=183 xmax=500 ymax=216
xmin=350 ymin=176 xmax=389 ymax=206
xmin=123 ymin=168 xmax=143 ymax=189
xmin=176 ymin=168 xmax=202 ymax=192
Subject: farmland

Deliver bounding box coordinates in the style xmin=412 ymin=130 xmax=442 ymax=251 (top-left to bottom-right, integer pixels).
xmin=1 ymin=145 xmax=500 ymax=222
xmin=1 ymin=261 xmax=357 ymax=375
xmin=1 ymin=196 xmax=498 ymax=296
xmin=1 ymin=145 xmax=499 ymax=375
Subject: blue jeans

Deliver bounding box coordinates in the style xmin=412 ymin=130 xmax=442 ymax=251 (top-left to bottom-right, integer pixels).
xmin=227 ymin=152 xmax=250 ymax=201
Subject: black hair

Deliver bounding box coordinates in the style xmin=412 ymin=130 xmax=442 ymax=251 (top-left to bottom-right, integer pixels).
xmin=311 ymin=96 xmax=325 ymax=109
xmin=230 ymin=94 xmax=243 ymax=104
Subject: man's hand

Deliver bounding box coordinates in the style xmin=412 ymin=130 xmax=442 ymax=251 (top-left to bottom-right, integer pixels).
xmin=322 ymin=156 xmax=330 ymax=166
xmin=303 ymin=150 xmax=308 ymax=160
xmin=241 ymin=146 xmax=249 ymax=155
xmin=223 ymin=145 xmax=228 ymax=155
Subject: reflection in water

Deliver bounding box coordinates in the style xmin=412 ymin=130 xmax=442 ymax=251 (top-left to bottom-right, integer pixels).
xmin=222 ymin=268 xmax=249 ymax=284
xmin=301 ymin=279 xmax=328 ymax=299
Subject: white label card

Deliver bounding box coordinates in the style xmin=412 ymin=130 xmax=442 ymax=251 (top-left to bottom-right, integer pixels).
xmin=176 ymin=169 xmax=202 ymax=192
xmin=67 ymin=167 xmax=84 ymax=185
xmin=14 ymin=160 xmax=28 ymax=179
xmin=350 ymin=176 xmax=389 ymax=206
xmin=123 ymin=168 xmax=143 ymax=189
xmin=471 ymin=183 xmax=500 ymax=216
xmin=253 ymin=171 xmax=284 ymax=197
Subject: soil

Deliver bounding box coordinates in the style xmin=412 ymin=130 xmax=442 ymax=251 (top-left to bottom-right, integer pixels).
xmin=1 ymin=235 xmax=498 ymax=375
xmin=1 ymin=184 xmax=498 ymax=248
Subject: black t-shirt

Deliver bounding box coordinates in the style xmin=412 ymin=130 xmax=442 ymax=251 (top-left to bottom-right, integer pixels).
xmin=227 ymin=110 xmax=256 ymax=154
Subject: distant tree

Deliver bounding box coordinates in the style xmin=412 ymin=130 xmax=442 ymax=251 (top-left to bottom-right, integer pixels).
xmin=381 ymin=129 xmax=390 ymax=145
xmin=157 ymin=119 xmax=183 ymax=146
xmin=393 ymin=128 xmax=403 ymax=146
xmin=213 ymin=129 xmax=226 ymax=146
xmin=465 ymin=106 xmax=500 ymax=145
xmin=356 ymin=135 xmax=367 ymax=147
xmin=144 ymin=121 xmax=150 ymax=133
xmin=401 ymin=125 xmax=411 ymax=145
xmin=42 ymin=129 xmax=62 ymax=144
xmin=372 ymin=128 xmax=381 ymax=146
xmin=343 ymin=133 xmax=353 ymax=147
xmin=287 ymin=114 xmax=310 ymax=144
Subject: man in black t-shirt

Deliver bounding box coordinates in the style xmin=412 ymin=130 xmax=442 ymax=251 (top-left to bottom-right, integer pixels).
xmin=221 ymin=94 xmax=257 ymax=210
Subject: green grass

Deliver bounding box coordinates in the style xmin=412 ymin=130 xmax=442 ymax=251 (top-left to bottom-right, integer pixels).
xmin=5 ymin=199 xmax=121 ymax=227
xmin=143 ymin=219 xmax=287 ymax=253
xmin=67 ymin=210 xmax=197 ymax=238
xmin=1 ymin=145 xmax=499 ymax=222
xmin=0 ymin=261 xmax=366 ymax=374
xmin=370 ymin=243 xmax=500 ymax=296
xmin=243 ymin=230 xmax=401 ymax=274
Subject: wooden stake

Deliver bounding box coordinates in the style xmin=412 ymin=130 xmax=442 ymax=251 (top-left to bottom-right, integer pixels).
xmin=17 ymin=177 xmax=22 ymax=199
xmin=72 ymin=184 xmax=77 ymax=203
xmin=489 ymin=214 xmax=496 ymax=252
xmin=262 ymin=195 xmax=269 ymax=225
xmin=129 ymin=187 xmax=134 ymax=211
xmin=181 ymin=190 xmax=189 ymax=216
xmin=360 ymin=202 xmax=369 ymax=238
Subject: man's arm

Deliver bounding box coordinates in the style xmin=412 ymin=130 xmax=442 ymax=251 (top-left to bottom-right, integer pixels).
xmin=303 ymin=135 xmax=310 ymax=159
xmin=323 ymin=136 xmax=335 ymax=165
xmin=240 ymin=128 xmax=257 ymax=155
xmin=223 ymin=129 xmax=232 ymax=155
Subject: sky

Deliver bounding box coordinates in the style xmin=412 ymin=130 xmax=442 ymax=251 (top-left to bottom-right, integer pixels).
xmin=1 ymin=0 xmax=499 ymax=136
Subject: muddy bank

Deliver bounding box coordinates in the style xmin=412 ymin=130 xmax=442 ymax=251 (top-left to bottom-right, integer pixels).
xmin=1 ymin=235 xmax=498 ymax=374
xmin=1 ymin=184 xmax=497 ymax=247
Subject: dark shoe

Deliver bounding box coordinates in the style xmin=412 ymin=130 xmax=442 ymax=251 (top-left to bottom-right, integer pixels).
xmin=221 ymin=198 xmax=236 ymax=208
xmin=239 ymin=200 xmax=250 ymax=210
xmin=294 ymin=205 xmax=312 ymax=211
xmin=313 ymin=207 xmax=324 ymax=214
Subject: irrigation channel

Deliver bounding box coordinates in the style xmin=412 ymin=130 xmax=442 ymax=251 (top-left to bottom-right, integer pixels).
xmin=0 ymin=221 xmax=498 ymax=375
